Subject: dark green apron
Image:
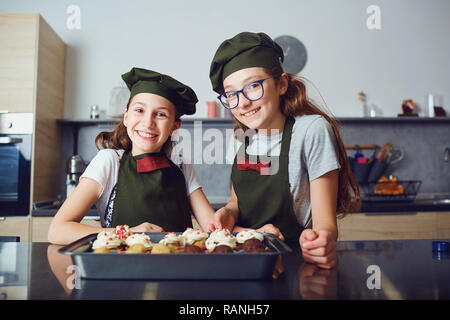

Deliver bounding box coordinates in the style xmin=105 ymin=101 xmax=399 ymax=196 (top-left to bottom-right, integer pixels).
xmin=111 ymin=151 xmax=192 ymax=231
xmin=231 ymin=117 xmax=303 ymax=243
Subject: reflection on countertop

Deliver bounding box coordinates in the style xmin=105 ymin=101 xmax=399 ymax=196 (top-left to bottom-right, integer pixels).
xmin=1 ymin=238 xmax=449 ymax=300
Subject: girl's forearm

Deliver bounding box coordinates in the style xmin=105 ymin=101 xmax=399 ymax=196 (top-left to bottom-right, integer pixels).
xmin=312 ymin=221 xmax=338 ymax=241
xmin=189 ymin=188 xmax=216 ymax=231
xmin=48 ymin=220 xmax=111 ymax=245
xmin=224 ymin=200 xmax=239 ymax=221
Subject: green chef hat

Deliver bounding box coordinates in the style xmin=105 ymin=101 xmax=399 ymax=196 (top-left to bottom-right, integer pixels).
xmin=121 ymin=67 xmax=197 ymax=115
xmin=209 ymin=32 xmax=284 ymax=93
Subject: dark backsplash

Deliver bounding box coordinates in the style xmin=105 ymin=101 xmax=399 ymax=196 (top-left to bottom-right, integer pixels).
xmin=60 ymin=117 xmax=450 ymax=201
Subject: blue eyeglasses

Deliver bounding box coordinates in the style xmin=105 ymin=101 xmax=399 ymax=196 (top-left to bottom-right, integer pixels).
xmin=217 ymin=77 xmax=274 ymax=109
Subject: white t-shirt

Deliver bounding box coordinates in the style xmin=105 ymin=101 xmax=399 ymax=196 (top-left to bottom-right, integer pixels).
xmin=226 ymin=115 xmax=341 ymax=228
xmin=81 ymin=148 xmax=201 ymax=227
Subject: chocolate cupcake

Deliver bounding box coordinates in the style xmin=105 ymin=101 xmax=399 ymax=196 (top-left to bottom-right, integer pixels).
xmin=236 ymin=229 xmax=265 ymax=252
xmin=242 ymin=238 xmax=266 ymax=253
xmin=212 ymin=245 xmax=233 ymax=253
xmin=183 ymin=245 xmax=203 ymax=254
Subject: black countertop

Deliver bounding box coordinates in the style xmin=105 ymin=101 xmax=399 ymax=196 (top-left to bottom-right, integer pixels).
xmin=1 ymin=239 xmax=449 ymax=300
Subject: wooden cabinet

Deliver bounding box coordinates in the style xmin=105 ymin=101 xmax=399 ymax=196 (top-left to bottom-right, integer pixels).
xmin=0 ymin=217 xmax=30 ymax=242
xmin=0 ymin=13 xmax=66 ymax=205
xmin=31 ymin=217 xmax=101 ymax=242
xmin=337 ymin=211 xmax=450 ymax=241
xmin=0 ymin=14 xmax=36 ymax=113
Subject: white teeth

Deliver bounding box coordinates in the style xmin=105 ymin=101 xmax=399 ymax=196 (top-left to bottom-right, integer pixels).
xmin=138 ymin=131 xmax=157 ymax=138
xmin=242 ymin=108 xmax=260 ymax=117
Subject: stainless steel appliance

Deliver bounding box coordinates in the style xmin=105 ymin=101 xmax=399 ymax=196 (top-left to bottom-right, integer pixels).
xmin=66 ymin=154 xmax=86 ymax=198
xmin=0 ymin=113 xmax=33 ymax=216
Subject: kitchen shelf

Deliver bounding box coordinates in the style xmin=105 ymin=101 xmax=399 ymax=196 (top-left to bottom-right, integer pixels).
xmin=337 ymin=117 xmax=450 ymax=124
xmin=57 ymin=116 xmax=450 ymax=126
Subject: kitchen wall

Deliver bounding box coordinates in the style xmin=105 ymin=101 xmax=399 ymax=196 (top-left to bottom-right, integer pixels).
xmin=61 ymin=119 xmax=450 ymax=202
xmin=1 ymin=0 xmax=450 ymax=119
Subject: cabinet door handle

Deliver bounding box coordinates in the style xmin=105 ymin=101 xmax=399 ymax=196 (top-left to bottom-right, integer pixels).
xmin=0 ymin=137 xmax=22 ymax=144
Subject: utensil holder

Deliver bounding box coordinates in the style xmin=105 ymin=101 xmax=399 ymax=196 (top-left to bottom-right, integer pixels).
xmin=367 ymin=160 xmax=388 ymax=183
xmin=353 ymin=162 xmax=372 ymax=184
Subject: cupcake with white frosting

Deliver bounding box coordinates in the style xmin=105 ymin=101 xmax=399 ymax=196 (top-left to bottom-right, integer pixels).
xmin=236 ymin=229 xmax=266 ymax=253
xmin=205 ymin=229 xmax=237 ymax=253
xmin=159 ymin=232 xmax=185 ymax=251
xmin=182 ymin=228 xmax=209 ymax=247
xmin=92 ymin=230 xmax=121 ymax=252
xmin=125 ymin=233 xmax=153 ymax=253
xmin=236 ymin=229 xmax=264 ymax=244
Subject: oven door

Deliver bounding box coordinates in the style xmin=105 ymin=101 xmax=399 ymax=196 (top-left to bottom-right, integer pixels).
xmin=0 ymin=135 xmax=32 ymax=216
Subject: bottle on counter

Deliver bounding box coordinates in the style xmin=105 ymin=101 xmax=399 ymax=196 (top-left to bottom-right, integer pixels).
xmin=90 ymin=104 xmax=100 ymax=119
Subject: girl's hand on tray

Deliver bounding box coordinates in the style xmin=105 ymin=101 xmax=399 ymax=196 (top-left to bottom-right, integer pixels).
xmin=130 ymin=222 xmax=164 ymax=233
xmin=256 ymin=224 xmax=285 ymax=241
xmin=299 ymin=229 xmax=337 ymax=269
xmin=205 ymin=207 xmax=236 ymax=232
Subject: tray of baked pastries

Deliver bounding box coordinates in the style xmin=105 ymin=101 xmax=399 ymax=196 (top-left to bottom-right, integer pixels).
xmin=59 ymin=225 xmax=292 ymax=280
xmin=360 ymin=176 xmax=422 ymax=202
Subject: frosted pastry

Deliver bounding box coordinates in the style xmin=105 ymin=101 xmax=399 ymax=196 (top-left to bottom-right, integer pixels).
xmin=113 ymin=225 xmax=132 ymax=243
xmin=182 ymin=228 xmax=208 ymax=247
xmin=125 ymin=233 xmax=153 ymax=249
xmin=242 ymin=239 xmax=266 ymax=253
xmin=151 ymin=243 xmax=172 ymax=254
xmin=183 ymin=245 xmax=203 ymax=253
xmin=212 ymin=245 xmax=233 ymax=253
xmin=126 ymin=243 xmax=147 ymax=254
xmin=93 ymin=246 xmax=111 ymax=254
xmin=206 ymin=229 xmax=237 ymax=251
xmin=92 ymin=231 xmax=121 ymax=250
xmin=159 ymin=232 xmax=185 ymax=249
xmin=236 ymin=229 xmax=264 ymax=243
xmin=205 ymin=229 xmax=237 ymax=252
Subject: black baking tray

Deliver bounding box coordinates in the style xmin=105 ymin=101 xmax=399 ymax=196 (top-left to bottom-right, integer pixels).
xmin=58 ymin=232 xmax=292 ymax=280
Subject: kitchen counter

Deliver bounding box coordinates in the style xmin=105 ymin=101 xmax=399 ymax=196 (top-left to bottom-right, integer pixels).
xmin=1 ymin=238 xmax=449 ymax=300
xmin=31 ymin=196 xmax=450 ymax=217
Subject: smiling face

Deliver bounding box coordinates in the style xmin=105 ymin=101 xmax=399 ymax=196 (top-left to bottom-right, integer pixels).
xmin=222 ymin=67 xmax=288 ymax=134
xmin=123 ymin=93 xmax=181 ymax=156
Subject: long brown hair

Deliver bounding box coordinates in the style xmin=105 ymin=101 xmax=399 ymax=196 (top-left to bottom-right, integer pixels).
xmin=95 ymin=97 xmax=180 ymax=155
xmin=232 ymin=70 xmax=361 ymax=217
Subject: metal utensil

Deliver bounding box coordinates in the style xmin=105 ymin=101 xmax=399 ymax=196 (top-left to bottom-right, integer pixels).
xmin=386 ymin=148 xmax=404 ymax=165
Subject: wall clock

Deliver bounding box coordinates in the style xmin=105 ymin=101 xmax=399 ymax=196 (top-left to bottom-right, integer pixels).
xmin=274 ymin=35 xmax=307 ymax=74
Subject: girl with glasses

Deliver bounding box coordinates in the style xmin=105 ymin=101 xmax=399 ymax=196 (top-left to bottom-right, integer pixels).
xmin=210 ymin=32 xmax=360 ymax=269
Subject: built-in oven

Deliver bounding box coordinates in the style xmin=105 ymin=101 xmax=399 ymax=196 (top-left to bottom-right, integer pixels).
xmin=0 ymin=113 xmax=33 ymax=216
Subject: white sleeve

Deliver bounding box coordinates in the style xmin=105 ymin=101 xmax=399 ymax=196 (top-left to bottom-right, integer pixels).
xmin=181 ymin=162 xmax=202 ymax=195
xmin=303 ymin=117 xmax=341 ymax=181
xmin=169 ymin=150 xmax=202 ymax=196
xmin=80 ymin=149 xmax=121 ymax=198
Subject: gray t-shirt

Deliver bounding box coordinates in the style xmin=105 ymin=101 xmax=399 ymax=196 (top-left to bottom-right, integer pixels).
xmin=226 ymin=114 xmax=341 ymax=228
